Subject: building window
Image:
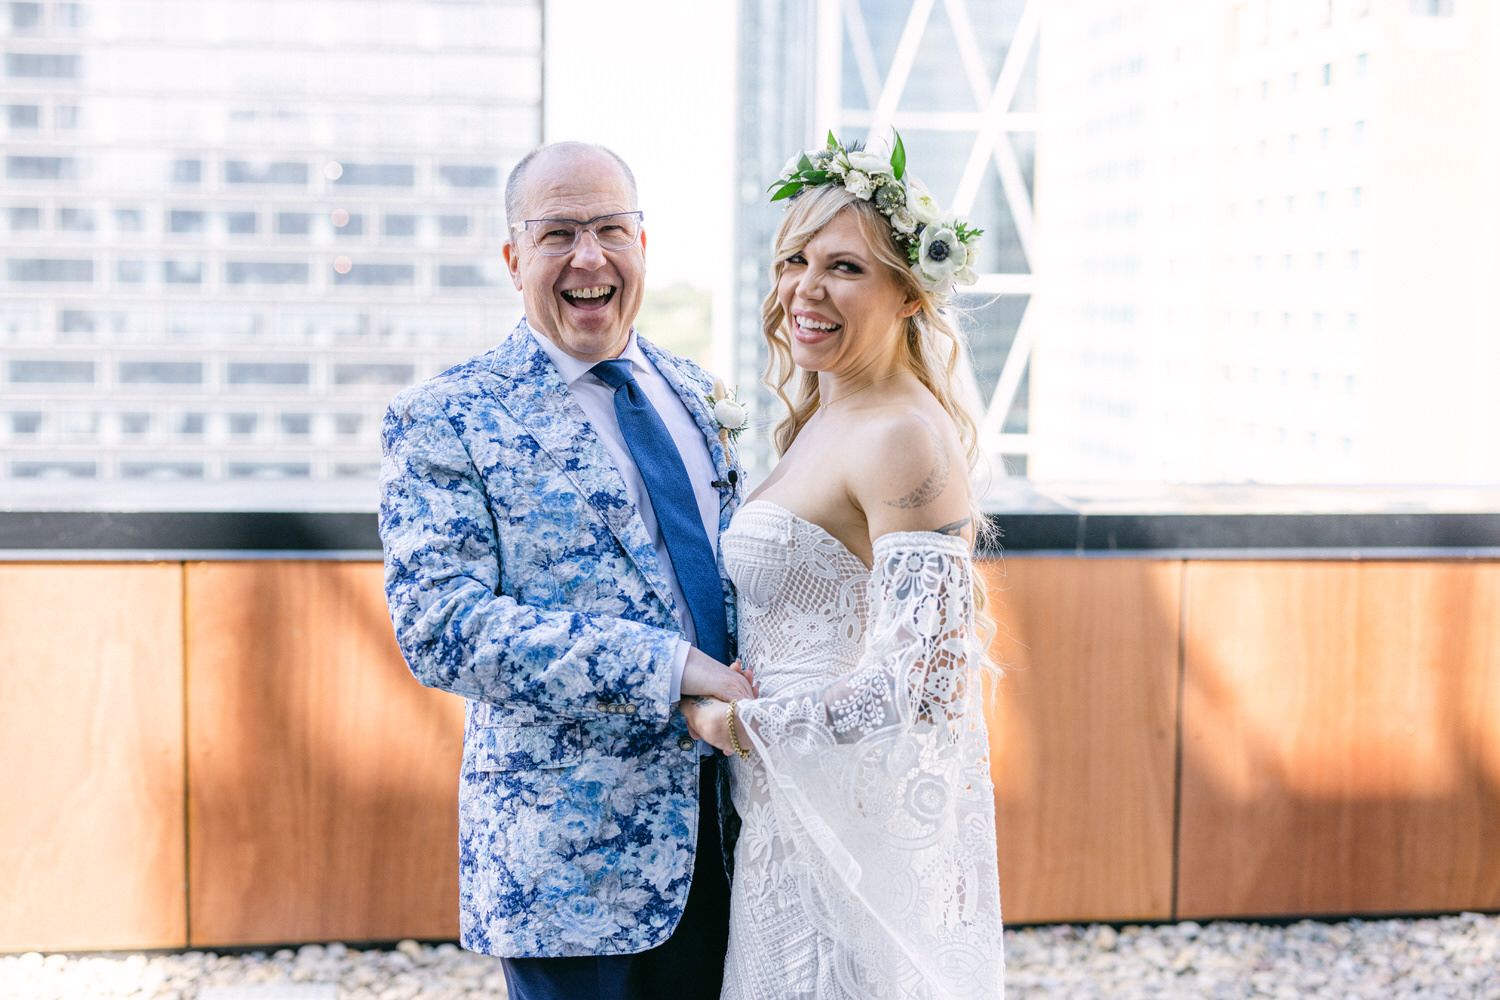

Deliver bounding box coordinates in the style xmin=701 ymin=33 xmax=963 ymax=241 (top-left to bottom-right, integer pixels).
xmin=56 ymin=105 xmax=80 ymax=129
xmin=226 ymin=211 xmax=258 ymax=235
xmin=10 ymin=412 xmax=43 ymax=434
xmin=163 ymin=260 xmax=203 ymax=284
xmin=7 ymin=156 xmax=80 ymax=181
xmin=169 ymin=210 xmax=206 ymax=234
xmin=1410 ymin=0 xmax=1455 ymax=15
xmin=8 ymin=258 xmax=93 ymax=282
xmin=6 ymin=104 xmax=40 ymax=129
xmin=121 ymin=461 xmax=204 ymax=479
xmin=4 ymin=53 xmax=81 ymax=78
xmin=120 ymin=412 xmax=150 ymax=435
xmin=175 ymin=413 xmax=206 ymax=435
xmin=171 ymin=159 xmax=203 ymax=185
xmin=9 ymin=359 xmax=95 ymax=383
xmin=225 ymin=161 xmax=309 ymax=185
xmin=59 ymin=207 xmax=95 ymax=231
xmin=228 ymin=413 xmax=258 ymax=435
xmin=119 ymin=361 xmax=204 ymax=384
xmin=333 ymin=163 xmax=416 ymax=187
xmin=332 ymin=263 xmax=415 ymax=286
xmin=8 ymin=2 xmax=42 ymax=30
xmin=333 ymin=362 xmax=415 ymax=385
xmin=228 ymin=461 xmax=311 ymax=479
xmin=12 ymin=461 xmax=96 ymax=478
xmin=1321 ymin=63 xmax=1332 ymax=86
xmin=438 ymin=165 xmax=498 ymax=188
xmin=116 ymin=260 xmax=147 ymax=283
xmin=279 ymin=413 xmax=312 ymax=435
xmin=438 ymin=214 xmax=469 ymax=237
xmin=438 ymin=264 xmax=489 ymax=287
xmin=9 ymin=207 xmax=42 ymax=230
xmin=334 ymin=212 xmax=364 ymax=236
xmin=224 ymin=261 xmax=309 ymax=284
xmin=334 ymin=413 xmax=362 ymax=436
xmin=384 ymin=214 xmax=418 ymax=237
xmin=226 ymin=361 xmax=310 ymax=385
xmin=114 ymin=208 xmax=144 ymax=231
xmin=276 ymin=212 xmax=311 ymax=235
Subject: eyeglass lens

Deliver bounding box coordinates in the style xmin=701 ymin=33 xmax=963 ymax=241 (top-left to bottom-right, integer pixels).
xmin=529 ymin=213 xmax=641 ymax=254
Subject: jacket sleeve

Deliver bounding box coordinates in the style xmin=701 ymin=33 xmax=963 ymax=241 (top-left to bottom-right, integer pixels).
xmin=378 ymin=384 xmax=681 ymax=722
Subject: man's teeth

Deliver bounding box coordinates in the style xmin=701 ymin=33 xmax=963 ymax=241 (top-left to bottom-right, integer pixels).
xmin=563 ymin=285 xmax=613 ymax=301
xmin=799 ymin=317 xmax=839 ymax=331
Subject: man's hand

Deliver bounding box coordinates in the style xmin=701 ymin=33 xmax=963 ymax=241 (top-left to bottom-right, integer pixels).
xmin=680 ymin=648 xmax=755 ymax=702
xmin=681 ymin=695 xmax=733 ymax=755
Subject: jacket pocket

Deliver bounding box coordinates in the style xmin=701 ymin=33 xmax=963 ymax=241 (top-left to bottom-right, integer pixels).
xmin=473 ymin=722 xmax=583 ymax=772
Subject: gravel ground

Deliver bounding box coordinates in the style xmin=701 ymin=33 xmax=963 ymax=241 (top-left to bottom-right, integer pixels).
xmin=3 ymin=913 xmax=1497 ymax=999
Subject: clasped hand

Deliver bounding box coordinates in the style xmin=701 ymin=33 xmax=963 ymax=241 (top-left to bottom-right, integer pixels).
xmin=678 ymin=648 xmax=757 ymax=755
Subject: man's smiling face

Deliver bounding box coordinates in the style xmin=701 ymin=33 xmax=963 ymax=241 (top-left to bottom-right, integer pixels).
xmin=503 ymin=146 xmax=647 ymax=362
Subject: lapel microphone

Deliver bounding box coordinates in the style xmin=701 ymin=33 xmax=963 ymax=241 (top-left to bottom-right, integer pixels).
xmin=711 ymin=470 xmax=739 ymax=491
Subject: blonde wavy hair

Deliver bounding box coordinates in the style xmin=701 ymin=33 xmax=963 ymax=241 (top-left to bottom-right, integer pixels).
xmin=760 ymin=184 xmax=997 ymax=646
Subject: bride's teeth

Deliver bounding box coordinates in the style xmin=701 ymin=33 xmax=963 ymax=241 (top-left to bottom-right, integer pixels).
xmin=799 ymin=317 xmax=838 ymax=331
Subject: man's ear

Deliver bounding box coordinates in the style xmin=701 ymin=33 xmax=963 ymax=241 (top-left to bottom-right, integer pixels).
xmin=502 ymin=240 xmax=523 ymax=291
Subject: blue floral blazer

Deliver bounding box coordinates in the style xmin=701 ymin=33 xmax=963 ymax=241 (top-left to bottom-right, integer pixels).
xmin=379 ymin=319 xmax=742 ymax=958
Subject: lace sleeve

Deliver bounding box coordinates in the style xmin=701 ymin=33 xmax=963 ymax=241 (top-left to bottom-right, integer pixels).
xmin=735 ymin=532 xmax=1004 ymax=998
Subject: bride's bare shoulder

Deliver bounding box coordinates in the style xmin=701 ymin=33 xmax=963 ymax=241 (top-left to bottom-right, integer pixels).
xmin=850 ymin=403 xmax=971 ymax=536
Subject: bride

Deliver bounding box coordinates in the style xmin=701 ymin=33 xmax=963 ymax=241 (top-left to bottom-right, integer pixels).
xmin=682 ymin=135 xmax=1004 ymax=999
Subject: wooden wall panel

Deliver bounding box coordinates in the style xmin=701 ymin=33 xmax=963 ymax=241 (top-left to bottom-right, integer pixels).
xmin=1178 ymin=561 xmax=1500 ymax=918
xmin=0 ymin=563 xmax=186 ymax=952
xmin=186 ymin=561 xmax=465 ymax=947
xmin=980 ymin=558 xmax=1182 ymax=923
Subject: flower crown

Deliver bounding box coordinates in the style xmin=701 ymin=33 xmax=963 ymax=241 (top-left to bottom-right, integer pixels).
xmin=769 ymin=131 xmax=983 ymax=300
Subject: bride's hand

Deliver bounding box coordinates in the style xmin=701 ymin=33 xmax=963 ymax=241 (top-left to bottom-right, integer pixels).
xmin=680 ymin=695 xmax=733 ymax=755
xmin=734 ymin=658 xmax=760 ymax=696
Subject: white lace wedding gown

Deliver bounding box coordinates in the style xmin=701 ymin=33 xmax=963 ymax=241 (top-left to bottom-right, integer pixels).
xmin=719 ymin=501 xmax=1004 ymax=999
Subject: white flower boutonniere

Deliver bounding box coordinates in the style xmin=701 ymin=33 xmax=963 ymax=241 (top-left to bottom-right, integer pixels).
xmin=706 ymin=383 xmax=748 ymax=444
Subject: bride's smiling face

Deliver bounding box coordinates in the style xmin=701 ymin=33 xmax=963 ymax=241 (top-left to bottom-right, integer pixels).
xmin=776 ymin=209 xmax=919 ymax=376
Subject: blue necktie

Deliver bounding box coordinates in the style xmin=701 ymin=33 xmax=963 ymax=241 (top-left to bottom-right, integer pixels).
xmin=591 ymin=359 xmax=730 ymax=665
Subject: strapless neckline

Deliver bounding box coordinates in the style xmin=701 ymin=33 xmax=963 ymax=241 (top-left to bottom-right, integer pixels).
xmin=736 ymin=499 xmax=870 ymax=571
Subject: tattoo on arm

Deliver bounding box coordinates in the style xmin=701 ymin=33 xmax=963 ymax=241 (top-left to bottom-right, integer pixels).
xmin=686 ymin=696 xmax=714 ymax=708
xmin=884 ymin=418 xmax=950 ymax=509
xmin=933 ymin=516 xmax=971 ymax=536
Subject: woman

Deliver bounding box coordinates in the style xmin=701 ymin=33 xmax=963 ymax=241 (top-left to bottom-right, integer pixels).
xmin=682 ymin=136 xmax=1004 ymax=999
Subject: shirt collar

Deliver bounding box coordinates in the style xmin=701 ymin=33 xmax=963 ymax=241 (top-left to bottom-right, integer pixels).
xmin=525 ymin=317 xmax=649 ymax=387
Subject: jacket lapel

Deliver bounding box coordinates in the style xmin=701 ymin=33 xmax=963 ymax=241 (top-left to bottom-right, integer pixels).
xmin=486 ymin=323 xmax=681 ymax=620
xmin=639 ymin=336 xmax=740 ymax=536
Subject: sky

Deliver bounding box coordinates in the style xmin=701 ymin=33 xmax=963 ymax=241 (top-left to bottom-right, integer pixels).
xmin=542 ymin=0 xmax=737 ymax=291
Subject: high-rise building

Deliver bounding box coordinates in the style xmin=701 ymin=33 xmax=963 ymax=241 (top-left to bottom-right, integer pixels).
xmin=1 ymin=0 xmax=540 ymax=482
xmin=734 ymin=0 xmax=1041 ymax=481
xmin=1030 ymin=0 xmax=1500 ymax=483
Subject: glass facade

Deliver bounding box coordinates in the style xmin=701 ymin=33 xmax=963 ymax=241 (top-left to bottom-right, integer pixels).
xmin=1 ymin=0 xmax=541 ymax=482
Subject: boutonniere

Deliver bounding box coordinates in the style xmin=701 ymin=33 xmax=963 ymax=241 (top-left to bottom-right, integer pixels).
xmin=706 ymin=381 xmax=748 ymax=444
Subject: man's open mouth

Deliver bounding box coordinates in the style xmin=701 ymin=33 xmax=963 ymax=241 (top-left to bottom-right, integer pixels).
xmin=561 ymin=285 xmax=615 ymax=307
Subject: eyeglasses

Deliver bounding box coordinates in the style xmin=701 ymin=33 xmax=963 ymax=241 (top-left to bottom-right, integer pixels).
xmin=514 ymin=211 xmax=644 ymax=256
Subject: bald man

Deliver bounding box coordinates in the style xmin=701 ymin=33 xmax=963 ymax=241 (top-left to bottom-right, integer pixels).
xmin=380 ymin=142 xmax=746 ymax=1000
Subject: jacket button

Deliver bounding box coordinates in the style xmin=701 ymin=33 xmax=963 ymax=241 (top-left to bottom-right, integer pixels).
xmin=678 ymin=737 xmax=695 ymax=750
xmin=624 ymin=704 xmax=637 ymax=714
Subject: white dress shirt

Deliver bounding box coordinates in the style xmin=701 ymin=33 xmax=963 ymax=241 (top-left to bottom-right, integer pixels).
xmin=529 ymin=325 xmax=720 ymax=703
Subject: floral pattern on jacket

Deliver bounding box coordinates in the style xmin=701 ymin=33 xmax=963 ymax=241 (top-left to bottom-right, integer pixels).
xmin=379 ymin=319 xmax=741 ymax=958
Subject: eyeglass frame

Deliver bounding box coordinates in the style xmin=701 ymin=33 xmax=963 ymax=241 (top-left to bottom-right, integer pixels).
xmin=510 ymin=211 xmax=646 ymax=256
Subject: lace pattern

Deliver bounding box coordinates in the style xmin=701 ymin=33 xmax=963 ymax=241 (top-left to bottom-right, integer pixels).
xmin=720 ymin=502 xmax=1003 ymax=999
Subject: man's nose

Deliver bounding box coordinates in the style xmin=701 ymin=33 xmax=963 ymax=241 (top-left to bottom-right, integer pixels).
xmin=568 ymin=229 xmax=609 ymax=268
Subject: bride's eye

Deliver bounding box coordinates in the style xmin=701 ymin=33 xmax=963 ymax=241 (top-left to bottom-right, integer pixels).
xmin=832 ymin=260 xmax=863 ymax=274
xmin=783 ymin=253 xmax=807 ymax=266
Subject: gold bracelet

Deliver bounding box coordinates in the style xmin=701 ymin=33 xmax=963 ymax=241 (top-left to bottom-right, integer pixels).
xmin=726 ymin=700 xmax=751 ymax=760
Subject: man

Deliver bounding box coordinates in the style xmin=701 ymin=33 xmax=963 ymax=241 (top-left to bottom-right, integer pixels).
xmin=379 ymin=141 xmax=748 ymax=1000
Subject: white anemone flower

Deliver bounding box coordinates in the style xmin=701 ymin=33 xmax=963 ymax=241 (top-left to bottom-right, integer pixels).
xmin=917 ymin=222 xmax=967 ymax=284
xmin=779 ymin=152 xmax=803 ymax=181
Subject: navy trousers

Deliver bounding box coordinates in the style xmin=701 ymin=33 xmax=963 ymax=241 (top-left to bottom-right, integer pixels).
xmin=500 ymin=758 xmax=732 ymax=1000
